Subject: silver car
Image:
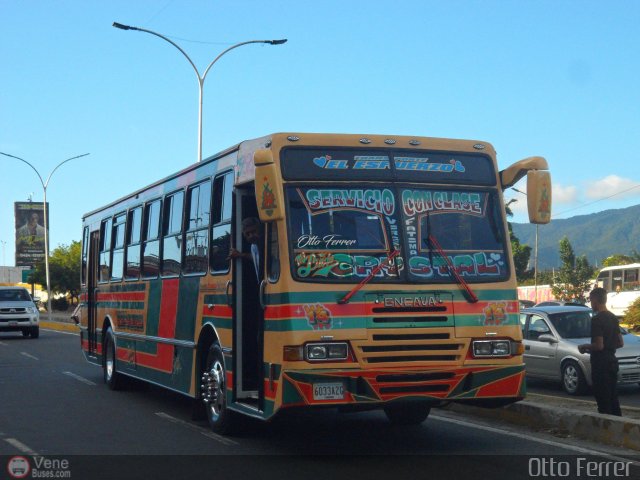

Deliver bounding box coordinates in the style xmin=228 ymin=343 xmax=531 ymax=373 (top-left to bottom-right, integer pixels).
xmin=0 ymin=286 xmax=40 ymax=338
xmin=520 ymin=306 xmax=640 ymax=395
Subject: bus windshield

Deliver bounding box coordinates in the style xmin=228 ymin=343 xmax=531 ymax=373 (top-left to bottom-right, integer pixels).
xmin=287 ymin=186 xmax=509 ymax=284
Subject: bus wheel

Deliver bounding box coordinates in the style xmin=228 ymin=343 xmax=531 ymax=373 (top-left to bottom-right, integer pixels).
xmin=103 ymin=326 xmax=123 ymax=390
xmin=383 ymin=403 xmax=431 ymax=425
xmin=202 ymin=344 xmax=235 ymax=434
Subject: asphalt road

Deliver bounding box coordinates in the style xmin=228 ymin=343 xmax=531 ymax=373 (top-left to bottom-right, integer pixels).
xmin=1 ymin=328 xmax=639 ymax=479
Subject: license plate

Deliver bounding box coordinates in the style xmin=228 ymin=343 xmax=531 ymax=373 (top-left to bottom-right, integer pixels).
xmin=313 ymin=383 xmax=344 ymax=400
xmin=9 ymin=321 xmax=18 ymax=327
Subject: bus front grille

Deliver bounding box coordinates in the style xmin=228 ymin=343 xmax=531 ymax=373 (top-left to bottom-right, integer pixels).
xmin=372 ymin=370 xmax=457 ymax=397
xmin=353 ymin=330 xmax=467 ymax=365
xmin=372 ymin=316 xmax=449 ymax=324
xmin=378 ymin=384 xmax=450 ymax=394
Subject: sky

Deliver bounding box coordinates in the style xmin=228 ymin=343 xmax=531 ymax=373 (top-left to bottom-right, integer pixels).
xmin=1 ymin=0 xmax=639 ymax=266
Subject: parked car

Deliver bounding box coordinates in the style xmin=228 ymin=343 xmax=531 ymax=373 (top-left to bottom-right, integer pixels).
xmin=0 ymin=286 xmax=40 ymax=338
xmin=533 ymin=300 xmax=589 ymax=307
xmin=520 ymin=305 xmax=640 ymax=395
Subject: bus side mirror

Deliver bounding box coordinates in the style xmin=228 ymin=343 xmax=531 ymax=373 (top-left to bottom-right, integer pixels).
xmin=254 ymin=149 xmax=284 ymax=222
xmin=526 ymin=170 xmax=552 ymax=224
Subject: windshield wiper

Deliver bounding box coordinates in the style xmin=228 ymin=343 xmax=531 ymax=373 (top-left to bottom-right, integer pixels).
xmin=338 ymin=249 xmax=400 ymax=304
xmin=428 ymin=234 xmax=479 ymax=303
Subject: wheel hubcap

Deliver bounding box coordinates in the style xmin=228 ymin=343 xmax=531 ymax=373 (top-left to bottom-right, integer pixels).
xmin=564 ymin=365 xmax=578 ymax=392
xmin=201 ymin=360 xmax=225 ymax=416
xmin=106 ymin=339 xmax=114 ymax=379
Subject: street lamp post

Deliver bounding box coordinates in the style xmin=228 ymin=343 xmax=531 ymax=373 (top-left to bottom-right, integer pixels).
xmin=512 ymin=188 xmax=540 ymax=303
xmin=0 ymin=240 xmax=6 ymax=282
xmin=112 ymin=22 xmax=287 ymax=163
xmin=1 ymin=152 xmax=90 ymax=321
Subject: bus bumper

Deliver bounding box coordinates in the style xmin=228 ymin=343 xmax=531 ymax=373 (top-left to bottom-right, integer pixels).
xmin=275 ymin=364 xmax=526 ymax=410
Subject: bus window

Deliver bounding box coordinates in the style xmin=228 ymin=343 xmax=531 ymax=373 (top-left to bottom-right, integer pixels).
xmin=267 ymin=222 xmax=280 ymax=282
xmin=125 ymin=206 xmax=142 ymax=280
xmin=99 ymin=218 xmax=112 ymax=283
xmin=612 ymin=272 xmax=623 ymax=293
xmin=162 ymin=191 xmax=184 ymax=277
xmin=624 ymin=268 xmax=639 ymax=291
xmin=210 ymin=172 xmax=233 ymax=274
xmin=111 ymin=213 xmax=126 ymax=281
xmin=81 ymin=226 xmax=89 ymax=286
xmin=142 ymin=200 xmax=161 ymax=278
xmin=184 ymin=181 xmax=211 ymax=275
xmin=596 ymin=270 xmax=611 ymax=291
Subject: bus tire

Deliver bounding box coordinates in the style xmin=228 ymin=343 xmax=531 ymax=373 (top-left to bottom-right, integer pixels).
xmin=383 ymin=402 xmax=431 ymax=426
xmin=103 ymin=326 xmax=123 ymax=390
xmin=202 ymin=343 xmax=236 ymax=434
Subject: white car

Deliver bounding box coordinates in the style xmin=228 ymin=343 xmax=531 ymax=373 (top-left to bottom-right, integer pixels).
xmin=0 ymin=287 xmax=40 ymax=338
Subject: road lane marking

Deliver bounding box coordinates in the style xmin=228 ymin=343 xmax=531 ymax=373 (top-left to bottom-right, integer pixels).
xmin=62 ymin=371 xmax=97 ymax=386
xmin=3 ymin=438 xmax=39 ymax=455
xmin=20 ymin=352 xmax=39 ymax=360
xmin=0 ymin=341 xmax=8 ymax=346
xmin=432 ymin=413 xmax=640 ymax=465
xmin=155 ymin=412 xmax=239 ymax=446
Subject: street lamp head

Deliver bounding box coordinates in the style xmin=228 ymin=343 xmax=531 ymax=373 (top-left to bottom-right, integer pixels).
xmin=113 ymin=22 xmax=135 ymax=31
xmin=269 ymin=39 xmax=288 ymax=45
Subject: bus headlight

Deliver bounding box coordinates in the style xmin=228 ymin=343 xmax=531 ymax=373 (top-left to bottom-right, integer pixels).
xmin=305 ymin=342 xmax=349 ymax=361
xmin=472 ymin=340 xmax=511 ymax=358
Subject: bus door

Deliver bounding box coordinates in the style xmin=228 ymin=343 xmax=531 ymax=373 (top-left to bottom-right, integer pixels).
xmin=233 ymin=187 xmax=265 ymax=406
xmin=87 ymin=230 xmax=100 ymax=356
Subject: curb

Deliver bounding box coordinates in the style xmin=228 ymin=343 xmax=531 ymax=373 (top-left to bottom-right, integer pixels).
xmin=446 ymin=400 xmax=640 ymax=451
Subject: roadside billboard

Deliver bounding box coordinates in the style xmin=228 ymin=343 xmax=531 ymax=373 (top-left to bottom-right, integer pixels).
xmin=15 ymin=202 xmax=49 ymax=267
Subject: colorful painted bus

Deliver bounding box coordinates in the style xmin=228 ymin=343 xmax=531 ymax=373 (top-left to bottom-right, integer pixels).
xmin=78 ymin=133 xmax=552 ymax=433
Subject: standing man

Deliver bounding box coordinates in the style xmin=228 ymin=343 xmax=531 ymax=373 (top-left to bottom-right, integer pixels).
xmin=578 ymin=287 xmax=624 ymax=416
xmin=228 ymin=217 xmax=262 ymax=281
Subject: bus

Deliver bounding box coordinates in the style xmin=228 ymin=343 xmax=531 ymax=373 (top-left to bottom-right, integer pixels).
xmin=594 ymin=263 xmax=640 ymax=317
xmin=78 ymin=132 xmax=552 ymax=433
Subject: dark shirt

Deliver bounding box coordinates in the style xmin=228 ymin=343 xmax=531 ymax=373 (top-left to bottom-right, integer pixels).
xmin=591 ymin=310 xmax=620 ymax=360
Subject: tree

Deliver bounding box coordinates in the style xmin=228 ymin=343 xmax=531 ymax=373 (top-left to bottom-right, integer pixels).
xmin=624 ymin=297 xmax=640 ymax=331
xmin=511 ymin=239 xmax=532 ymax=283
xmin=520 ymin=269 xmax=554 ymax=286
xmin=29 ymin=241 xmax=81 ymax=305
xmin=601 ymin=254 xmax=635 ymax=268
xmin=505 ymin=201 xmax=532 ymax=283
xmin=551 ymin=236 xmax=594 ymax=303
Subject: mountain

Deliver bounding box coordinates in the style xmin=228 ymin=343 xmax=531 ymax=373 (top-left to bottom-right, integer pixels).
xmin=511 ymin=204 xmax=640 ymax=270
